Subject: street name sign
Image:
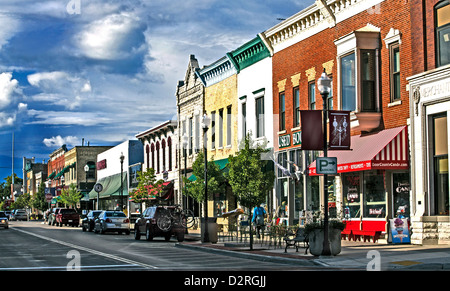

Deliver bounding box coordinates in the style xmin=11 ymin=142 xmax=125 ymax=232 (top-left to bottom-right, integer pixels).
xmin=316 ymin=157 xmax=337 ymax=174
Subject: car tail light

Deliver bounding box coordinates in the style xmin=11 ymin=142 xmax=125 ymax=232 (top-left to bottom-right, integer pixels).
xmin=123 ymin=218 xmax=129 ymax=223
xmin=105 ymin=218 xmax=112 ymax=223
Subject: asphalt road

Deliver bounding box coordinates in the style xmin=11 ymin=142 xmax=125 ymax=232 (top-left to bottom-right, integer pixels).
xmin=0 ymin=220 xmax=304 ymax=272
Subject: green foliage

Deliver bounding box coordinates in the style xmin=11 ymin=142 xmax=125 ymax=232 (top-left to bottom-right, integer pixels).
xmin=183 ymin=151 xmax=226 ymax=203
xmin=32 ymin=182 xmax=47 ymax=211
xmin=130 ymin=168 xmax=164 ymax=208
xmin=60 ymin=183 xmax=82 ymax=208
xmin=226 ymin=133 xmax=275 ymax=210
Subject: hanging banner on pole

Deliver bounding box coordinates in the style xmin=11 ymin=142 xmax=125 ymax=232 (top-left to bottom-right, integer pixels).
xmin=328 ymin=110 xmax=351 ymax=150
xmin=300 ymin=110 xmax=323 ymax=150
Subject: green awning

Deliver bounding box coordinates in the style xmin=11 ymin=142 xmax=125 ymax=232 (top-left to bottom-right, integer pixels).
xmin=188 ymin=158 xmax=229 ymax=182
xmin=88 ymin=172 xmax=128 ymax=200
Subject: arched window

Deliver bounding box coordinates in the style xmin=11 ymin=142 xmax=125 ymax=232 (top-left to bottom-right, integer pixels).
xmin=168 ymin=137 xmax=172 ymax=171
xmin=151 ymin=143 xmax=155 ymax=171
xmin=156 ymin=141 xmax=160 ymax=173
xmin=145 ymin=144 xmax=150 ymax=170
xmin=162 ymin=139 xmax=166 ymax=172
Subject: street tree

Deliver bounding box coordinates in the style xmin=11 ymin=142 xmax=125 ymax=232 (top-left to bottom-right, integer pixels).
xmin=32 ymin=182 xmax=47 ymax=213
xmin=226 ymin=133 xmax=275 ymax=250
xmin=60 ymin=183 xmax=82 ymax=209
xmin=183 ymin=151 xmax=226 ymax=205
xmin=130 ymin=168 xmax=165 ymax=210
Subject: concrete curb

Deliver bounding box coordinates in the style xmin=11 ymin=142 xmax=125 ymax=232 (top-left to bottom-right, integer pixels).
xmin=175 ymin=242 xmax=326 ymax=268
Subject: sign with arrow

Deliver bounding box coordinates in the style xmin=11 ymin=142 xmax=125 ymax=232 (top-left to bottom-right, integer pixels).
xmin=316 ymin=157 xmax=337 ymax=175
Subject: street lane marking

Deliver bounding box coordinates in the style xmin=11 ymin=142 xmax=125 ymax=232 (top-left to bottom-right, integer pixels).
xmin=0 ymin=264 xmax=143 ymax=271
xmin=11 ymin=228 xmax=158 ymax=270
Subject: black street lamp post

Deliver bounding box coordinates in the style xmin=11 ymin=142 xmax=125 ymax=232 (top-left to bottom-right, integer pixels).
xmin=120 ymin=153 xmax=125 ymax=211
xmin=201 ymin=113 xmax=211 ymax=243
xmin=317 ymin=68 xmax=332 ymax=256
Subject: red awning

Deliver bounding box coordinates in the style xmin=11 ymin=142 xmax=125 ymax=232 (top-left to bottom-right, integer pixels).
xmin=309 ymin=126 xmax=408 ymax=175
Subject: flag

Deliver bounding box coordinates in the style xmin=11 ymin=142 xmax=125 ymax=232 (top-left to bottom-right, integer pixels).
xmin=300 ymin=110 xmax=323 ymax=150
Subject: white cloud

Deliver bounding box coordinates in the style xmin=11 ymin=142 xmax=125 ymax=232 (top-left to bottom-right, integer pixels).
xmin=27 ymin=71 xmax=69 ymax=87
xmin=27 ymin=109 xmax=111 ymax=126
xmin=43 ymin=135 xmax=79 ymax=148
xmin=74 ymin=12 xmax=146 ymax=60
xmin=0 ymin=72 xmax=19 ymax=109
xmin=0 ymin=13 xmax=20 ymax=50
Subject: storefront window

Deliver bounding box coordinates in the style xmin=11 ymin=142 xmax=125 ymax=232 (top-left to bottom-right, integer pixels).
xmin=433 ymin=114 xmax=449 ymax=215
xmin=343 ymin=173 xmax=361 ymax=219
xmin=393 ymin=172 xmax=410 ymax=217
xmin=327 ymin=176 xmax=337 ymax=218
xmin=363 ymin=171 xmax=386 ymax=218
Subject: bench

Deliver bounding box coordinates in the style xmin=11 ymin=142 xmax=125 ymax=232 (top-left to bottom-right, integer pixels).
xmin=284 ymin=228 xmax=309 ymax=254
xmin=352 ymin=221 xmax=385 ymax=243
xmin=341 ymin=220 xmax=360 ymax=241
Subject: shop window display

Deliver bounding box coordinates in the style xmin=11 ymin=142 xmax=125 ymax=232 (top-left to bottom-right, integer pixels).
xmin=393 ymin=172 xmax=410 ymax=217
xmin=363 ymin=170 xmax=386 ymax=218
xmin=343 ymin=173 xmax=361 ymax=219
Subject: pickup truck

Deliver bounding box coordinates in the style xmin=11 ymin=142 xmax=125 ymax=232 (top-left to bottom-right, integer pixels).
xmin=55 ymin=208 xmax=80 ymax=227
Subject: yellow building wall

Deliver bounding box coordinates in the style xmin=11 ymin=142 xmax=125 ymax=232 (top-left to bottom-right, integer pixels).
xmin=204 ymin=74 xmax=238 ymax=161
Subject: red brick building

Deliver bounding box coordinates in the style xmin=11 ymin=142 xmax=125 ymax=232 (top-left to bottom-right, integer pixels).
xmin=408 ymin=0 xmax=450 ymax=244
xmin=262 ymin=0 xmax=412 ymax=238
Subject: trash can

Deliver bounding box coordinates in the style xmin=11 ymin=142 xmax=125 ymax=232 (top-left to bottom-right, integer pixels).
xmin=200 ymin=217 xmax=218 ymax=243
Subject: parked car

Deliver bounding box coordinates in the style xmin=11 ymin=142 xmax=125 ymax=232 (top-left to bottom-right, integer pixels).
xmin=134 ymin=206 xmax=185 ymax=242
xmin=0 ymin=211 xmax=9 ymax=229
xmin=12 ymin=209 xmax=28 ymax=221
xmin=94 ymin=211 xmax=130 ymax=235
xmin=82 ymin=210 xmax=103 ymax=232
xmin=47 ymin=208 xmax=60 ymax=226
xmin=55 ymin=208 xmax=80 ymax=227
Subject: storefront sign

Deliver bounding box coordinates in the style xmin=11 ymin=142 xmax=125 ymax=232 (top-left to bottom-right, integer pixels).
xmin=279 ymin=134 xmax=290 ymax=148
xmin=390 ymin=218 xmax=410 ymax=244
xmin=97 ymin=159 xmax=107 ymax=170
xmin=292 ymin=131 xmax=302 ymax=146
xmin=329 ymin=111 xmax=350 ymax=150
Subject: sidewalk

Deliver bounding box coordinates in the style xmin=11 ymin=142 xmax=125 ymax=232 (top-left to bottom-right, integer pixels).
xmin=177 ymin=233 xmax=450 ymax=270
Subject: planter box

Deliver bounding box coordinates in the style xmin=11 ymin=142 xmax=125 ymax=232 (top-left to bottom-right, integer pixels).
xmin=308 ymin=228 xmax=342 ymax=256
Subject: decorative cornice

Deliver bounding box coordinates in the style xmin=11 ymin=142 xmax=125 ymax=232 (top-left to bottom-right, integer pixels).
xmin=263 ymin=0 xmax=386 ymax=53
xmin=197 ymin=56 xmax=237 ymax=87
xmin=228 ymin=36 xmax=271 ymax=71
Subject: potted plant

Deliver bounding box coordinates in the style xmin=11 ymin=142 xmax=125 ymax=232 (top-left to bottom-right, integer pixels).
xmin=304 ymin=217 xmax=345 ymax=256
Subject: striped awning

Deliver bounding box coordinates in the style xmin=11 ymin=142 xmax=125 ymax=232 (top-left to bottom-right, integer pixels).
xmin=309 ymin=126 xmax=409 ymax=175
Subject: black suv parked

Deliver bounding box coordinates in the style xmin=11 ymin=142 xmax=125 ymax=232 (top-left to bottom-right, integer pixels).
xmin=134 ymin=206 xmax=185 ymax=242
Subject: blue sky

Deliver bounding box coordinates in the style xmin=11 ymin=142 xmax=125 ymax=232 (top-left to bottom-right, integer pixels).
xmin=0 ymin=0 xmax=314 ymax=181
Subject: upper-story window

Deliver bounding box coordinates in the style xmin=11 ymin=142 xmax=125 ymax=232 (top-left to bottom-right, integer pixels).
xmin=293 ymin=87 xmax=300 ymax=127
xmin=335 ymin=27 xmax=380 ymax=113
xmin=308 ymin=82 xmax=316 ymax=110
xmin=436 ymin=1 xmax=450 ymax=67
xmin=279 ymin=92 xmax=285 ymax=130
xmin=256 ymin=96 xmax=264 ymax=138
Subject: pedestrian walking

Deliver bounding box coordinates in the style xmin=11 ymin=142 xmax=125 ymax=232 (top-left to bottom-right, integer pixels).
xmin=252 ymin=204 xmax=266 ymax=238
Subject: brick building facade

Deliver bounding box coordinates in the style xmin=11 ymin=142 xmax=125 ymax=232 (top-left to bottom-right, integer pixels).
xmin=408 ymin=0 xmax=450 ymax=244
xmin=262 ymin=0 xmax=413 ymax=238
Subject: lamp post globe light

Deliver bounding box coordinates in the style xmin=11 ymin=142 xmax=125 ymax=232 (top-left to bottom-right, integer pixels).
xmin=201 ymin=113 xmax=211 ymax=243
xmin=317 ymin=68 xmax=332 ymax=256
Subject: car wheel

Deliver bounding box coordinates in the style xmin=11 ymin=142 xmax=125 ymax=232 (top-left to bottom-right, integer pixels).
xmin=125 ymin=230 xmax=130 ymax=235
xmin=134 ymin=227 xmax=141 ymax=240
xmin=145 ymin=226 xmax=153 ymax=241
xmin=177 ymin=232 xmax=185 ymax=242
xmin=164 ymin=233 xmax=171 ymax=241
xmin=82 ymin=225 xmax=86 ymax=232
